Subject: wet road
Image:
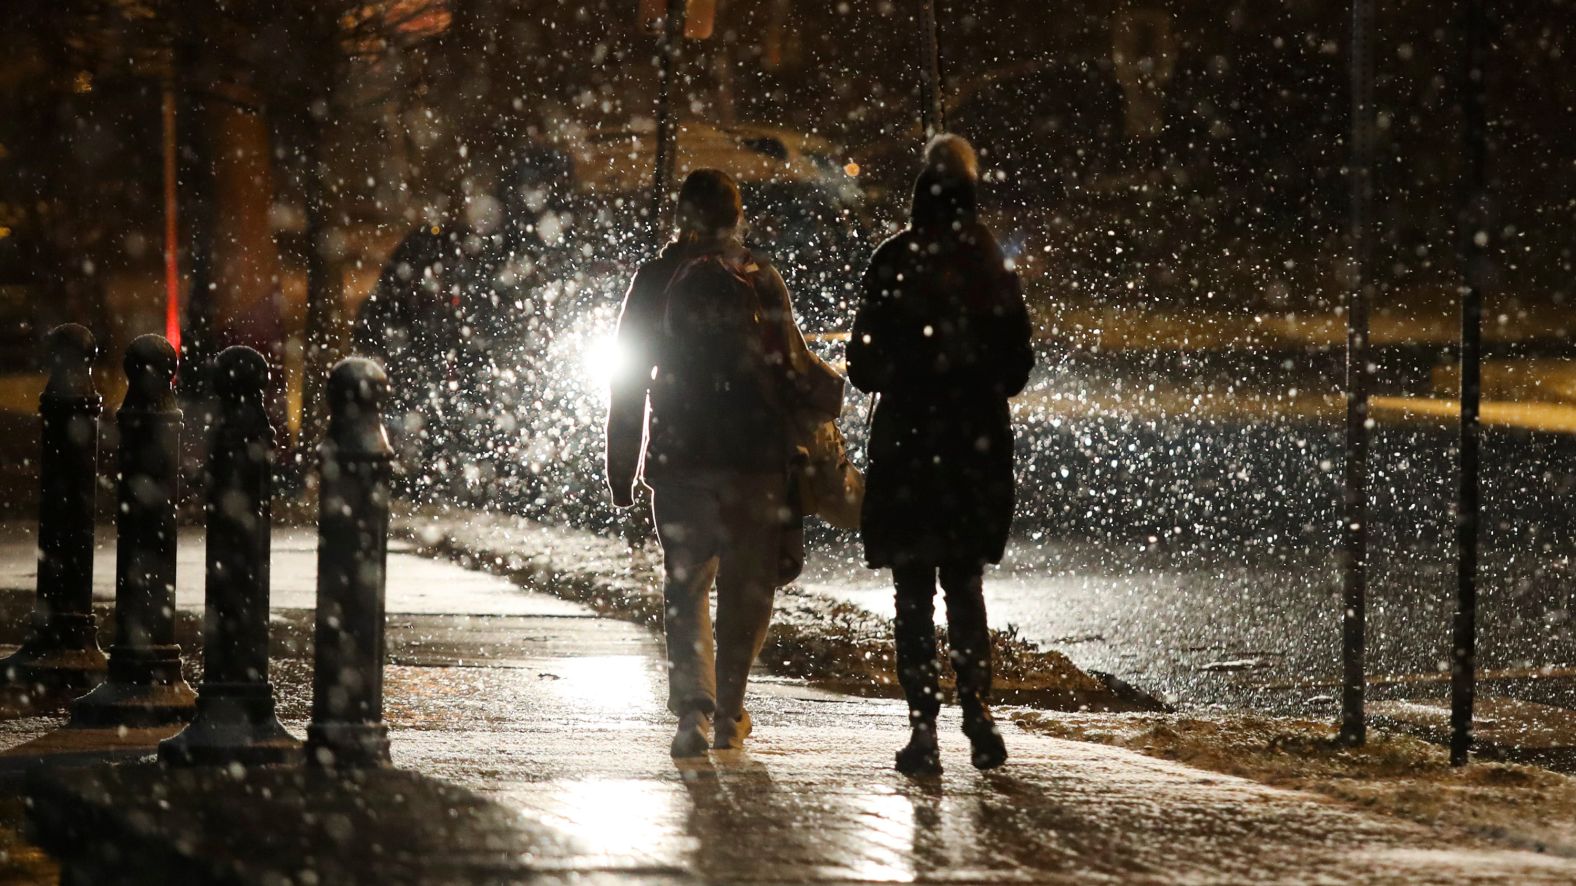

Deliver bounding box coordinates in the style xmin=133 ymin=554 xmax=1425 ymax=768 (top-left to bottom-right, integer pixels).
xmin=808 ymin=345 xmax=1576 ymax=712
xmin=804 ymin=534 xmax=1576 ymax=713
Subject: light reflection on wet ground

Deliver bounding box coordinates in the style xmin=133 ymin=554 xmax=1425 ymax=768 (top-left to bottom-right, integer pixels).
xmin=377 ymin=580 xmax=1576 ymax=883
xmin=801 ymin=542 xmax=1334 ymax=709
xmin=783 ymin=349 xmax=1576 ymax=715
xmin=1 ymin=530 xmax=1573 ymax=882
xmin=801 ymin=532 xmax=1576 ymax=713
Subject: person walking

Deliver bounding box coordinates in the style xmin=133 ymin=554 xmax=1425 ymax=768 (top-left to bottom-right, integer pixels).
xmin=606 ymin=169 xmax=838 ymax=757
xmin=847 ymin=134 xmax=1034 ymax=775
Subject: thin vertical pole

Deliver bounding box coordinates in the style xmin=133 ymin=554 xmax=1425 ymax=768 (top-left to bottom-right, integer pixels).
xmin=1451 ymin=0 xmax=1489 ymax=769
xmin=916 ymin=0 xmax=946 ymax=137
xmin=1340 ymin=0 xmax=1376 ymax=747
xmin=162 ymin=79 xmax=181 ymax=356
xmin=650 ymin=0 xmax=687 ymax=245
xmin=174 ymin=24 xmax=216 ymax=399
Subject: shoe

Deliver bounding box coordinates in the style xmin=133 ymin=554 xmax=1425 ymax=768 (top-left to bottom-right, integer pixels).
xmin=671 ymin=711 xmax=711 ymax=758
xmin=713 ymin=709 xmax=753 ymax=750
xmin=895 ymin=723 xmax=942 ymax=775
xmin=962 ymin=703 xmax=1007 ymax=770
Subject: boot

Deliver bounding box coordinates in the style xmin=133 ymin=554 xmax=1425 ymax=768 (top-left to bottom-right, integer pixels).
xmin=713 ymin=709 xmax=752 ymax=750
xmin=671 ymin=711 xmax=711 ymax=758
xmin=961 ymin=699 xmax=1006 ymax=770
xmin=895 ymin=720 xmax=942 ymax=775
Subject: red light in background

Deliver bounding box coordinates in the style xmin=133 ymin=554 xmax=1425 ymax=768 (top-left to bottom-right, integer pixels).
xmin=162 ymin=84 xmax=181 ymax=359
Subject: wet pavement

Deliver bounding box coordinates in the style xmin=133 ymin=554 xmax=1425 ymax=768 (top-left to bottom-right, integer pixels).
xmin=348 ymin=544 xmax=1576 ymax=881
xmin=386 ymin=619 xmax=1576 ymax=882
xmin=5 ymin=525 xmax=1573 ymax=881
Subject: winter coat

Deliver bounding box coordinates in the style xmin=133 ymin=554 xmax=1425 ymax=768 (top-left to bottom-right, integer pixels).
xmin=847 ymin=151 xmax=1034 ymax=569
xmin=606 ymin=236 xmax=839 ymax=498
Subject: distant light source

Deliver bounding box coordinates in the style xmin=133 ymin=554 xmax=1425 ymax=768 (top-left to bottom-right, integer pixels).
xmin=843 ymin=161 xmax=861 ymax=177
xmin=582 ymin=332 xmax=627 ymax=400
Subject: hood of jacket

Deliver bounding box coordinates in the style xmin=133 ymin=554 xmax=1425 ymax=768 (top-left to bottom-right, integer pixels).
xmin=910 ymin=134 xmax=979 ymax=231
xmin=659 ymin=233 xmax=751 ymax=266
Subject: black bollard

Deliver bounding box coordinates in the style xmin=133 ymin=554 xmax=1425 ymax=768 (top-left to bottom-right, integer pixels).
xmin=70 ymin=335 xmax=197 ymax=728
xmin=160 ymin=347 xmax=298 ymax=765
xmin=305 ymin=358 xmax=394 ymax=768
xmin=1 ymin=325 xmax=107 ymax=697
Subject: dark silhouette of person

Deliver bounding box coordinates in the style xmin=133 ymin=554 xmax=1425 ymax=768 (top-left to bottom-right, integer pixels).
xmin=352 ymin=227 xmax=459 ymax=485
xmin=606 ymin=168 xmax=836 ymax=757
xmin=352 ymin=146 xmax=577 ymax=504
xmin=847 ymin=134 xmax=1034 ymax=775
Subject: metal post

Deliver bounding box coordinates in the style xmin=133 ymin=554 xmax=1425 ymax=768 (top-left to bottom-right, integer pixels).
xmin=649 ymin=0 xmax=688 ymax=244
xmin=1339 ymin=0 xmax=1376 ymax=747
xmin=1 ymin=325 xmax=107 ymax=697
xmin=916 ymin=0 xmax=946 ymax=137
xmin=305 ymin=358 xmax=394 ymax=768
xmin=1451 ymin=0 xmax=1490 ymax=768
xmin=161 ymin=347 xmax=298 ymax=765
xmin=70 ymin=335 xmax=197 ymax=728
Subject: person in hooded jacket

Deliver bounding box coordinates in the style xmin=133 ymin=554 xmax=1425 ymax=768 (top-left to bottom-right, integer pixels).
xmin=847 ymin=134 xmax=1034 ymax=775
xmin=606 ymin=168 xmax=838 ymax=757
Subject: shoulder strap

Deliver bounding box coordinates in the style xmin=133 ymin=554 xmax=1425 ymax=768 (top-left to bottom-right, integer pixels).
xmin=656 ymin=254 xmax=696 ymax=340
xmin=745 ymin=258 xmax=790 ymax=364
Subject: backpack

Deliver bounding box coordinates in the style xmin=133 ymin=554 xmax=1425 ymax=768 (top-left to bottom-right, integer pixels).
xmin=659 ymin=253 xmax=780 ymax=404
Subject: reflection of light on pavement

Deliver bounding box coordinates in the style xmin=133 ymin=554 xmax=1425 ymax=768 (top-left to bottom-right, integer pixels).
xmin=539 ymin=779 xmax=691 ymax=862
xmin=544 ymin=655 xmax=658 ymax=713
xmin=842 ymin=789 xmax=916 ymax=882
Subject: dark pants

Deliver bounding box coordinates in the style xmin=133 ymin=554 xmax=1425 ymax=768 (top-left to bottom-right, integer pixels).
xmin=892 ymin=562 xmax=993 ymax=726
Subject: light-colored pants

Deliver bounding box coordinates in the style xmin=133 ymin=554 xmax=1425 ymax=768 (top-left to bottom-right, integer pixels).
xmin=650 ymin=471 xmax=785 ymax=720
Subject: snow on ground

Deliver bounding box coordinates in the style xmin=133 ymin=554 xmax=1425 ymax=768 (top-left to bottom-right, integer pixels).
xmin=1014 ymin=710 xmax=1576 ymax=858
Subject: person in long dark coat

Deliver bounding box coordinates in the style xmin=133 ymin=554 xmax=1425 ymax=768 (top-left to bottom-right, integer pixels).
xmin=847 ymin=134 xmax=1034 ymax=774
